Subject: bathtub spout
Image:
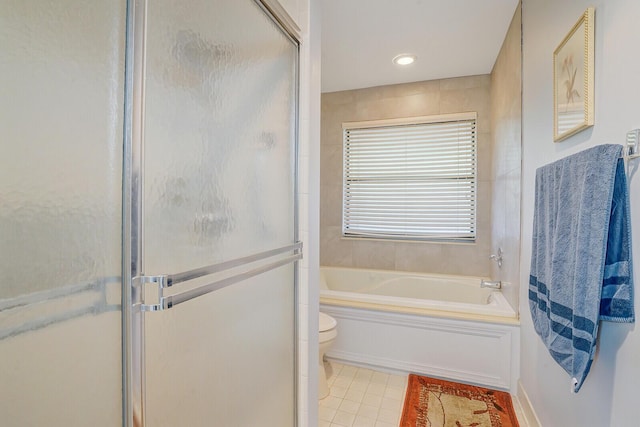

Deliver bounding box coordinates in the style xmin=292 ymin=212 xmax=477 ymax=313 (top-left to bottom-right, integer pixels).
xmin=480 ymin=280 xmax=502 ymax=289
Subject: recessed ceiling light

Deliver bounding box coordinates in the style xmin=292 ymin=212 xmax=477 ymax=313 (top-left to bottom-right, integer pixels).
xmin=393 ymin=54 xmax=416 ymax=66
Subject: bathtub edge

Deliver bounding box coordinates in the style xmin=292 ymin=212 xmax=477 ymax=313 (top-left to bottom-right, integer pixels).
xmin=320 ymin=296 xmax=520 ymax=326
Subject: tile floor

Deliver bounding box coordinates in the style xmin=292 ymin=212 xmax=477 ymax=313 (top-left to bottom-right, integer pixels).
xmin=319 ymin=360 xmax=530 ymax=427
xmin=319 ymin=361 xmax=408 ymax=427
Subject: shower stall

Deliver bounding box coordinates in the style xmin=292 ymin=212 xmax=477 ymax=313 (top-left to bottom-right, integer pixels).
xmin=0 ymin=0 xmax=301 ymax=425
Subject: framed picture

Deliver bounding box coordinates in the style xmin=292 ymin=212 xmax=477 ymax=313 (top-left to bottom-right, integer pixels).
xmin=553 ymin=7 xmax=595 ymax=142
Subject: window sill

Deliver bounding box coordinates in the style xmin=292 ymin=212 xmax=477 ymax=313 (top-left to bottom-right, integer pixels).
xmin=340 ymin=235 xmax=477 ymax=246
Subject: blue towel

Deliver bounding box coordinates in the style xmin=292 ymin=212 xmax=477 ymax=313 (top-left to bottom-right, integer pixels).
xmin=529 ymin=144 xmax=634 ymax=393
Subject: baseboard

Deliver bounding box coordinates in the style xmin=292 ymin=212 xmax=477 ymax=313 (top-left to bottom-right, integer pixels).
xmin=517 ymin=380 xmax=542 ymax=427
xmin=327 ymin=349 xmax=510 ymax=391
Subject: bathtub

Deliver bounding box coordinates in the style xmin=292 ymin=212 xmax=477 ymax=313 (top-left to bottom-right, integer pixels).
xmin=319 ymin=266 xmax=520 ymax=392
xmin=320 ymin=266 xmax=516 ymax=319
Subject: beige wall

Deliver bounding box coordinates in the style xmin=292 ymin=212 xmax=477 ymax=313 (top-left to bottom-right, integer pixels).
xmin=320 ymin=75 xmax=492 ymax=276
xmin=490 ymin=4 xmax=522 ymax=311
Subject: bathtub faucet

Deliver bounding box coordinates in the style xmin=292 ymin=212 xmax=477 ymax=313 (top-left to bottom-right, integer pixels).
xmin=489 ymin=247 xmax=503 ymax=268
xmin=480 ymin=280 xmax=502 ymax=290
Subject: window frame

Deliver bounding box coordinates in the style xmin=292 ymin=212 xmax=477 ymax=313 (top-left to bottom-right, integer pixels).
xmin=341 ymin=112 xmax=478 ymax=243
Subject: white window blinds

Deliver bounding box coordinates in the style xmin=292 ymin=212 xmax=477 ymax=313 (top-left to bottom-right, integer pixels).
xmin=342 ymin=113 xmax=477 ymax=242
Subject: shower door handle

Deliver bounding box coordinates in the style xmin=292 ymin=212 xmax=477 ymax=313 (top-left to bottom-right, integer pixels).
xmin=133 ymin=242 xmax=302 ymax=311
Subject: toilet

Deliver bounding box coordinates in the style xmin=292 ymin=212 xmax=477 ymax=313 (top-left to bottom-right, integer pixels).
xmin=318 ymin=311 xmax=338 ymax=399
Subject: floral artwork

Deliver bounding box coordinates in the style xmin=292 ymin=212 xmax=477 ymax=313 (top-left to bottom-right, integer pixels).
xmin=560 ymin=54 xmax=580 ymax=111
xmin=553 ymin=7 xmax=594 ymax=142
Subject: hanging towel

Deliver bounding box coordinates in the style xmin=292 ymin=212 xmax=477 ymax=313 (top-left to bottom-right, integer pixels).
xmin=529 ymin=144 xmax=634 ymax=393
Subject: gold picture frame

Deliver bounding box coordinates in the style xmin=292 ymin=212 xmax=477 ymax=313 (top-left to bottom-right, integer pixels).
xmin=553 ymin=7 xmax=594 ymax=142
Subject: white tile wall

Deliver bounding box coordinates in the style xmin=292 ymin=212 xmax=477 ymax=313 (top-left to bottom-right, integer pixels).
xmin=295 ymin=0 xmax=322 ymax=425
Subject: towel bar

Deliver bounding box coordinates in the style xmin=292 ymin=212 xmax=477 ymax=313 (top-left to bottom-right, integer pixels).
xmin=626 ymin=129 xmax=640 ymax=160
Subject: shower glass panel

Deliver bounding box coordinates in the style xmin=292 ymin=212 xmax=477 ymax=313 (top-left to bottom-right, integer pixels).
xmin=140 ymin=0 xmax=298 ymax=425
xmin=0 ymin=1 xmax=126 ymax=426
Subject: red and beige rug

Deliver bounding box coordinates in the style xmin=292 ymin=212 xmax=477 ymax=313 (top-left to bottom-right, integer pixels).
xmin=400 ymin=374 xmax=520 ymax=427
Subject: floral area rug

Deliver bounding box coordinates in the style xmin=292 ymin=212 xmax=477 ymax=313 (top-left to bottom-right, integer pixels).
xmin=400 ymin=374 xmax=519 ymax=427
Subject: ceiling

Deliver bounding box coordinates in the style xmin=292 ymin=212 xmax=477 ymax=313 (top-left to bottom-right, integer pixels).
xmin=320 ymin=0 xmax=520 ymax=93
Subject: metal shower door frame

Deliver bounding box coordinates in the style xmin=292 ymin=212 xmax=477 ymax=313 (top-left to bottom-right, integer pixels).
xmin=120 ymin=1 xmax=302 ymax=426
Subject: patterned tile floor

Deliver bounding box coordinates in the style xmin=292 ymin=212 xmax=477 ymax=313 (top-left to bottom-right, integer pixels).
xmin=318 ymin=361 xmax=530 ymax=427
xmin=319 ymin=361 xmax=408 ymax=427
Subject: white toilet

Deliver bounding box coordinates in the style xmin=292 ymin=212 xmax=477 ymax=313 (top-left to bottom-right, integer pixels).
xmin=318 ymin=311 xmax=338 ymax=399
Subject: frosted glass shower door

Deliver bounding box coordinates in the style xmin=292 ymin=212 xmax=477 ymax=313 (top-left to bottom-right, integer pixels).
xmin=0 ymin=1 xmax=126 ymax=426
xmin=133 ymin=0 xmax=299 ymax=426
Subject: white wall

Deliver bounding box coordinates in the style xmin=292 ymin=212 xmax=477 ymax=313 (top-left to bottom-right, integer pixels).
xmin=521 ymin=0 xmax=640 ymax=425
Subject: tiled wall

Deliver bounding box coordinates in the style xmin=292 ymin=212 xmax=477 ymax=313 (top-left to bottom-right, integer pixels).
xmin=286 ymin=0 xmax=320 ymax=425
xmin=490 ymin=4 xmax=522 ymax=311
xmin=320 ymin=76 xmax=493 ymax=277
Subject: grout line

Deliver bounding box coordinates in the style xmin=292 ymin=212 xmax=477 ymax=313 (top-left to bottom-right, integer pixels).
xmin=319 ymin=361 xmax=408 ymax=427
xmin=321 ymin=361 xmax=526 ymax=427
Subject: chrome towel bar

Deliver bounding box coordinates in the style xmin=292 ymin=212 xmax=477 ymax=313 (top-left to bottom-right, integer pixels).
xmin=626 ymin=129 xmax=640 ymax=160
xmin=134 ymin=242 xmax=303 ymax=311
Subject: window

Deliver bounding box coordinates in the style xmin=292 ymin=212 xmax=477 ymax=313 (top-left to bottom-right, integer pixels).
xmin=342 ymin=113 xmax=477 ymax=242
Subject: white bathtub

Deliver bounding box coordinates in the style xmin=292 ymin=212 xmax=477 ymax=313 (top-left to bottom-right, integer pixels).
xmin=319 ymin=266 xmax=520 ymax=392
xmin=320 ymin=266 xmax=516 ymax=319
